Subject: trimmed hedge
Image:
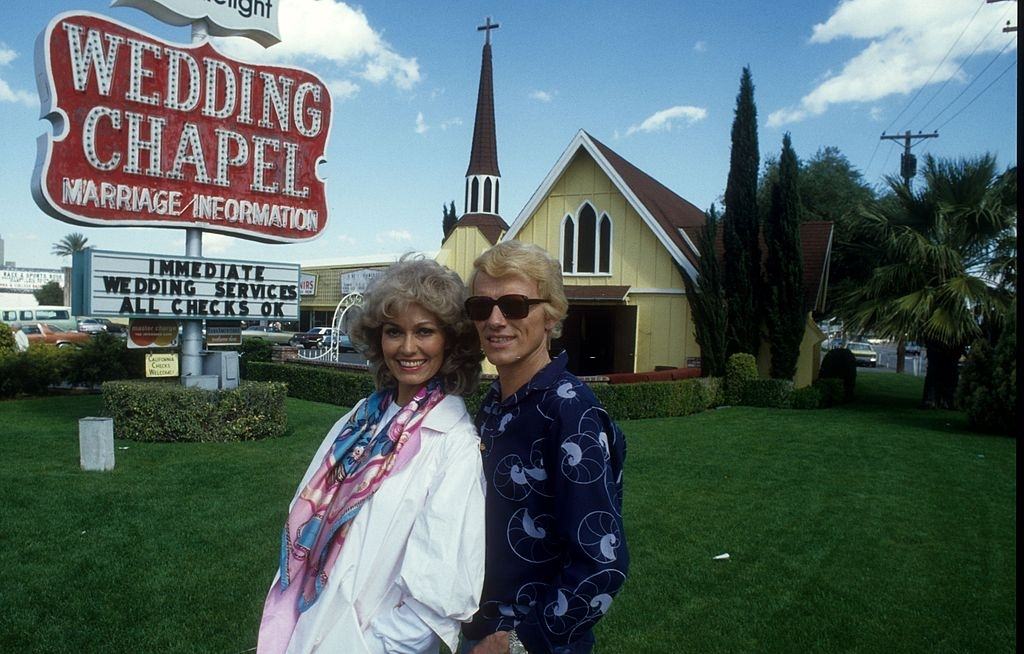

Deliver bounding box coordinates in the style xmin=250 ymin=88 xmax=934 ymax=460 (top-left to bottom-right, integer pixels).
xmin=814 ymin=378 xmax=845 ymax=407
xmin=724 ymin=353 xmax=759 ymax=405
xmin=248 ymin=361 xmax=725 ymax=421
xmin=247 ymin=361 xmax=376 ymax=407
xmin=102 ymin=380 xmax=287 ymax=442
xmin=790 ymin=384 xmax=823 ymax=410
xmin=741 ymin=378 xmax=794 ymax=408
xmin=591 ymin=377 xmax=721 ymax=420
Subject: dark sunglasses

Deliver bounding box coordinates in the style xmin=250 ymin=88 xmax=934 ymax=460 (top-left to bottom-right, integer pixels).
xmin=465 ymin=294 xmax=546 ymax=321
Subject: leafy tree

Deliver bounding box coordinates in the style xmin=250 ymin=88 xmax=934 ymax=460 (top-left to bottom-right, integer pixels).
xmin=722 ymin=66 xmax=762 ymax=356
xmin=841 ymin=155 xmax=1016 ymax=408
xmin=681 ymin=205 xmax=727 ymax=377
xmin=34 ymin=280 xmax=64 ymax=305
xmin=763 ymin=134 xmax=805 ymax=379
xmin=442 ymin=201 xmax=458 ymax=241
xmin=758 ymin=146 xmax=876 ymax=317
xmin=51 ymin=232 xmax=89 ymax=258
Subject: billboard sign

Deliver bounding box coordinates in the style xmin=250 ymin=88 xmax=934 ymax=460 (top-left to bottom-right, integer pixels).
xmin=73 ymin=249 xmax=300 ymax=320
xmin=299 ymin=272 xmax=316 ymax=296
xmin=128 ymin=318 xmax=180 ymax=348
xmin=33 ymin=12 xmax=331 ymax=243
xmin=111 ymin=0 xmax=282 ymax=48
xmin=207 ymin=322 xmax=242 ymax=346
xmin=340 ymin=268 xmax=383 ymax=295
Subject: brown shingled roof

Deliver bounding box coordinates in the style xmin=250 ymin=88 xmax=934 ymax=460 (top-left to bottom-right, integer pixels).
xmin=587 ymin=132 xmax=705 ymax=267
xmin=454 ymin=213 xmax=508 ymax=245
xmin=466 ymin=43 xmax=500 ymax=177
xmin=711 ymin=221 xmax=834 ymax=312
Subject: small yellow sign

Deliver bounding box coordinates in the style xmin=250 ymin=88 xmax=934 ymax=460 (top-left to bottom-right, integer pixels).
xmin=145 ymin=352 xmax=179 ymax=378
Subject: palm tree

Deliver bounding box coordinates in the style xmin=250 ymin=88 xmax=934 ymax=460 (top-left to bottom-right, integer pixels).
xmin=52 ymin=232 xmax=89 ymax=258
xmin=841 ymin=155 xmax=1016 ymax=408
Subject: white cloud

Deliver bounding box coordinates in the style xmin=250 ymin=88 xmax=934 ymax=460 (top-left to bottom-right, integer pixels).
xmin=0 ymin=43 xmax=34 ymax=106
xmin=869 ymin=106 xmax=885 ymax=121
xmin=213 ymin=0 xmax=420 ymax=94
xmin=769 ymin=0 xmax=1017 ymax=127
xmin=440 ymin=117 xmax=462 ymax=130
xmin=626 ymin=105 xmax=708 ymax=136
xmin=202 ymin=233 xmax=234 ymax=255
xmin=415 ymin=112 xmax=429 ymax=134
xmin=0 ymin=43 xmax=17 ymax=66
xmin=529 ymin=90 xmax=553 ymax=102
xmin=693 ymin=41 xmax=707 ymax=53
xmin=326 ymin=79 xmax=360 ymax=101
xmin=376 ymin=229 xmax=412 ymax=244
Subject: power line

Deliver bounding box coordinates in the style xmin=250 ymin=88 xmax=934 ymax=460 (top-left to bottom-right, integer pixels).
xmin=925 ymin=37 xmax=1016 ymax=129
xmin=934 ymin=55 xmax=1017 ymax=131
xmin=904 ymin=2 xmax=1012 ymax=126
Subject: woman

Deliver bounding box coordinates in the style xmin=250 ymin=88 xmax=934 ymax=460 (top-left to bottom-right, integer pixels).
xmin=258 ymin=257 xmax=486 ymax=654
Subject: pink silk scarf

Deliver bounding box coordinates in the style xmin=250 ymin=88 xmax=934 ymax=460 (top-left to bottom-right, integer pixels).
xmin=257 ymin=380 xmax=445 ymax=654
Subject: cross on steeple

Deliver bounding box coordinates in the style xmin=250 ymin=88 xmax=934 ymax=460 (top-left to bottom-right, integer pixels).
xmin=477 ymin=16 xmax=499 ymax=45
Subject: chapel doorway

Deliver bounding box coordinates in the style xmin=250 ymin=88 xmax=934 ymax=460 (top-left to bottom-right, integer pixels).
xmin=557 ymin=304 xmax=637 ymax=376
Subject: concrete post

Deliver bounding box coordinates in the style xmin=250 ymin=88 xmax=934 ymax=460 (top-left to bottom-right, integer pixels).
xmin=79 ymin=417 xmax=115 ymax=471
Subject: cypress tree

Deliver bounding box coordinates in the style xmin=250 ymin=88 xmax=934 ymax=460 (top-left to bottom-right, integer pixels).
xmin=764 ymin=133 xmax=805 ymax=379
xmin=681 ymin=205 xmax=728 ymax=377
xmin=442 ymin=201 xmax=457 ymax=241
xmin=722 ymin=66 xmax=762 ymax=356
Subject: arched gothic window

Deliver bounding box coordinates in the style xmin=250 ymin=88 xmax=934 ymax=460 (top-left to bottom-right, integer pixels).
xmin=470 ymin=178 xmax=480 ymax=213
xmin=560 ymin=203 xmax=612 ymax=274
xmin=484 ymin=178 xmax=492 ymax=213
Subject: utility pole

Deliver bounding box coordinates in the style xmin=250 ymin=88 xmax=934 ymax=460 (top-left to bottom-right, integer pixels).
xmin=880 ymin=130 xmax=939 ymax=190
xmin=879 ymin=129 xmax=938 ymax=372
xmin=986 ymin=0 xmax=1018 ymax=33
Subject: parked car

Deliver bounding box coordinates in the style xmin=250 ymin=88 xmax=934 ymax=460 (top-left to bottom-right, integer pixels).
xmin=77 ymin=317 xmax=126 ymax=335
xmin=904 ymin=341 xmax=922 ymax=356
xmin=290 ymin=327 xmax=333 ymax=348
xmin=240 ymin=324 xmax=295 ymax=344
xmin=846 ymin=341 xmax=879 ymax=367
xmin=19 ymin=322 xmax=92 ymax=348
xmin=322 ymin=331 xmax=355 ymax=352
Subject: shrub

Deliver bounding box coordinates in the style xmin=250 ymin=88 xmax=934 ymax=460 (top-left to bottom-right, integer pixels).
xmin=819 ymin=348 xmax=857 ymax=401
xmin=813 ymin=378 xmax=845 ymax=407
xmin=957 ymin=319 xmax=1016 ymax=436
xmin=790 ymin=384 xmax=823 ymax=410
xmin=102 ymin=380 xmax=287 ymax=442
xmin=247 ymin=361 xmax=375 ymax=407
xmin=724 ymin=353 xmax=758 ymax=405
xmin=66 ymin=333 xmax=144 ymax=386
xmin=0 ymin=344 xmax=70 ymax=397
xmin=741 ymin=378 xmax=794 ymax=408
xmin=0 ymin=322 xmax=16 ymax=353
xmin=591 ymin=377 xmax=720 ymax=420
xmin=238 ymin=338 xmax=274 ymax=376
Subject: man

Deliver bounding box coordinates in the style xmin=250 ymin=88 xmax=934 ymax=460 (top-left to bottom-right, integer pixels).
xmin=462 ymin=241 xmax=628 ymax=654
xmin=11 ymin=322 xmax=29 ymax=352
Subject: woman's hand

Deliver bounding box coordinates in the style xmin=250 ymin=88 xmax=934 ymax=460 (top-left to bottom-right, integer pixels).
xmin=469 ymin=630 xmax=509 ymax=654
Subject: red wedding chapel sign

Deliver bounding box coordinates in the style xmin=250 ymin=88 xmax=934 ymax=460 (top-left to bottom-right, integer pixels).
xmin=32 ymin=12 xmax=331 ymax=243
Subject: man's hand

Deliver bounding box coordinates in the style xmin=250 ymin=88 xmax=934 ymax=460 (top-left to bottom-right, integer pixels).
xmin=468 ymin=630 xmax=510 ymax=654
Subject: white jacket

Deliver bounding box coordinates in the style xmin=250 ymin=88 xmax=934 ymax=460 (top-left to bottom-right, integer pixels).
xmin=268 ymin=394 xmax=486 ymax=654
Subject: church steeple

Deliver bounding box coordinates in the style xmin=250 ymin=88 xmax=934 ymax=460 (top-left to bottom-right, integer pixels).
xmin=464 ymin=17 xmax=501 ymax=217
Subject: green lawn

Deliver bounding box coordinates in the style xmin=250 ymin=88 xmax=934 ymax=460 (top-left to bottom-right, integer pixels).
xmin=0 ymin=374 xmax=1015 ymax=653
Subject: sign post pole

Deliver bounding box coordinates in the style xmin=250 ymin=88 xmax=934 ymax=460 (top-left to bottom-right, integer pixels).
xmin=180 ymin=18 xmax=208 ymax=379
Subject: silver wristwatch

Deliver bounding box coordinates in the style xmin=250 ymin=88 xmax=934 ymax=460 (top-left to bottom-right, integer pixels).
xmin=508 ymin=629 xmax=527 ymax=654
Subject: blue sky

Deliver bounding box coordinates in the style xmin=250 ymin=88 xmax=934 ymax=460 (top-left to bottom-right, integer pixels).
xmin=0 ymin=0 xmax=1017 ymax=270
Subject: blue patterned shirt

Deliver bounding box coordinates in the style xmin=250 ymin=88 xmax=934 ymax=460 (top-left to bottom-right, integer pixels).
xmin=463 ymin=352 xmax=628 ymax=653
